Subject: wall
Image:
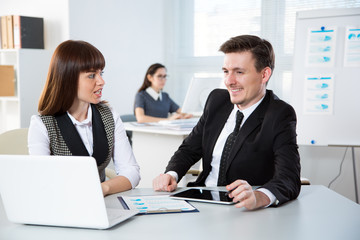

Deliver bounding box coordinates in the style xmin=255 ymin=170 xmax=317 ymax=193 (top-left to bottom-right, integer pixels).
xmin=0 ymin=0 xmax=166 ymax=115
xmin=300 ymin=146 xmax=360 ymax=202
xmin=68 ymin=0 xmax=166 ymax=115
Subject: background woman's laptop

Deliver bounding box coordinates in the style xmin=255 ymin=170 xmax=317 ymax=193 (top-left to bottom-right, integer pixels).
xmin=0 ymin=155 xmax=138 ymax=229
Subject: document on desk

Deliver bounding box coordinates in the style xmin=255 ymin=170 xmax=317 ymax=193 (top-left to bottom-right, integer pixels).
xmin=118 ymin=195 xmax=198 ymax=214
xmin=158 ymin=118 xmax=200 ymax=131
xmin=129 ymin=122 xmax=160 ymax=127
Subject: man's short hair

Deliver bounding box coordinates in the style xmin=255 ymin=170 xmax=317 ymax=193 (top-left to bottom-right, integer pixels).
xmin=219 ymin=35 xmax=275 ymax=73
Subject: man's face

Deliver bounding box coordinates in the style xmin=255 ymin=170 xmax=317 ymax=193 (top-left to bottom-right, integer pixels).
xmin=222 ymin=51 xmax=271 ymax=110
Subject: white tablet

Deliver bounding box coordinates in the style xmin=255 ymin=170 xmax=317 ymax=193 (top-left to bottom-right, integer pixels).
xmin=170 ymin=188 xmax=236 ymax=205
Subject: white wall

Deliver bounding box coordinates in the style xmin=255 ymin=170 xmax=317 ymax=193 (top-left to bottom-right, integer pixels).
xmin=300 ymin=146 xmax=360 ymax=202
xmin=0 ymin=0 xmax=166 ymax=115
xmin=68 ymin=0 xmax=166 ymax=115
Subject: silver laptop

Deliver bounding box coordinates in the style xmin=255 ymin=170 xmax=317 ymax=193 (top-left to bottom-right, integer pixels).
xmin=0 ymin=155 xmax=138 ymax=229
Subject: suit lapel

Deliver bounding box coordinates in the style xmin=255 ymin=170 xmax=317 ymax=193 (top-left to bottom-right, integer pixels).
xmin=225 ymin=90 xmax=271 ymax=171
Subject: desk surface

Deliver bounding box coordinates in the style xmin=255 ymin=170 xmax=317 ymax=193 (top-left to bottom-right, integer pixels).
xmin=1 ymin=185 xmax=359 ymax=240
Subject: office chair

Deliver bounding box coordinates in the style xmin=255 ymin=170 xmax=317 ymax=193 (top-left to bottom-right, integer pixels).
xmin=120 ymin=114 xmax=137 ymax=146
xmin=105 ymin=168 xmax=117 ymax=179
xmin=0 ymin=128 xmax=29 ymax=155
xmin=300 ymin=177 xmax=311 ymax=185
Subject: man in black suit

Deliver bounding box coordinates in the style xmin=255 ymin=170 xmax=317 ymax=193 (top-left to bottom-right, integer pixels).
xmin=153 ymin=35 xmax=301 ymax=210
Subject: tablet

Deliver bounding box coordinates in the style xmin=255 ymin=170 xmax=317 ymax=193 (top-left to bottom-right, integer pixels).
xmin=170 ymin=188 xmax=235 ymax=205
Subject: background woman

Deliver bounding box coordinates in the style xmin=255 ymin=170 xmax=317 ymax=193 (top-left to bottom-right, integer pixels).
xmin=134 ymin=63 xmax=192 ymax=123
xmin=28 ymin=40 xmax=140 ymax=196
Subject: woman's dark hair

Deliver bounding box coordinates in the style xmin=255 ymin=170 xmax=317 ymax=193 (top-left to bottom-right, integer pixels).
xmin=38 ymin=40 xmax=105 ymax=115
xmin=137 ymin=63 xmax=166 ymax=92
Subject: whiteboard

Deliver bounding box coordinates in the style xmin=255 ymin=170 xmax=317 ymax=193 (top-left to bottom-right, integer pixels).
xmin=291 ymin=8 xmax=360 ymax=146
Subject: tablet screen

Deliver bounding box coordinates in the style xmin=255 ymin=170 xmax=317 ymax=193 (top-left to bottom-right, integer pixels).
xmin=170 ymin=188 xmax=235 ymax=205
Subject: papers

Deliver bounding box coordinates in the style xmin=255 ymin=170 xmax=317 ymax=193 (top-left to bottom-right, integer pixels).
xmin=118 ymin=195 xmax=198 ymax=214
xmin=344 ymin=26 xmax=360 ymax=67
xmin=303 ymin=75 xmax=335 ymax=115
xmin=129 ymin=118 xmax=199 ymax=131
xmin=306 ymin=26 xmax=337 ymax=67
xmin=129 ymin=122 xmax=160 ymax=127
xmin=158 ymin=118 xmax=199 ymax=131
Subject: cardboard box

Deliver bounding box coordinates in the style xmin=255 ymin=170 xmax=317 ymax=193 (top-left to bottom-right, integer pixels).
xmin=0 ymin=65 xmax=15 ymax=96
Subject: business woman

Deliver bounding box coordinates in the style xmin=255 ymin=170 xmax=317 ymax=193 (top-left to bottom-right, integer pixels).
xmin=134 ymin=63 xmax=192 ymax=123
xmin=28 ymin=40 xmax=140 ymax=196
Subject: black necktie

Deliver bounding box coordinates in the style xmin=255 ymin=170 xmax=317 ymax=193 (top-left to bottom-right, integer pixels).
xmin=217 ymin=110 xmax=244 ymax=186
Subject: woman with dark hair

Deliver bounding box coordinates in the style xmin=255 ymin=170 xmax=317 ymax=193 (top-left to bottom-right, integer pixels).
xmin=134 ymin=63 xmax=192 ymax=123
xmin=28 ymin=40 xmax=140 ymax=196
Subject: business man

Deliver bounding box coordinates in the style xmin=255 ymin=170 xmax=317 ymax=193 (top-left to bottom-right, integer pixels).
xmin=153 ymin=35 xmax=301 ymax=210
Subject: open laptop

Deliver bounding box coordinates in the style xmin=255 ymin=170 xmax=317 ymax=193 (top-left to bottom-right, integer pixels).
xmin=0 ymin=155 xmax=138 ymax=229
xmin=181 ymin=77 xmax=223 ymax=116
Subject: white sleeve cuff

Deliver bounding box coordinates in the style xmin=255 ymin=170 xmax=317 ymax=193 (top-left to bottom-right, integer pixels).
xmin=255 ymin=188 xmax=277 ymax=207
xmin=116 ymin=167 xmax=141 ymax=189
xmin=166 ymin=171 xmax=179 ymax=182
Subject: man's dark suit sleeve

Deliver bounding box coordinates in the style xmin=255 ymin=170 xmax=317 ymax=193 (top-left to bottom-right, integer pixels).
xmin=164 ymin=104 xmax=208 ymax=180
xmin=260 ymin=101 xmax=301 ymax=205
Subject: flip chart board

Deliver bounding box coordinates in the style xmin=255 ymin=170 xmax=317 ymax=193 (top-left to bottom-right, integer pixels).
xmin=291 ymin=8 xmax=360 ymax=146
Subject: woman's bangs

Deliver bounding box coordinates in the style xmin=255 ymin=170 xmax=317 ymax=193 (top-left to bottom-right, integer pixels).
xmin=79 ymin=49 xmax=105 ymax=72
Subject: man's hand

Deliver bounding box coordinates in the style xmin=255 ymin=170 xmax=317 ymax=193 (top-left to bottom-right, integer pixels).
xmin=226 ymin=180 xmax=270 ymax=210
xmin=153 ymin=173 xmax=178 ymax=192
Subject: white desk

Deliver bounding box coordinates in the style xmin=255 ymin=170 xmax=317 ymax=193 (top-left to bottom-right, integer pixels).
xmin=125 ymin=122 xmax=200 ymax=188
xmin=0 ymin=186 xmax=360 ymax=240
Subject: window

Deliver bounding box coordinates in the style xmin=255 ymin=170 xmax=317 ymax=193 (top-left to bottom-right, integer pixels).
xmin=165 ymin=0 xmax=360 ymax=105
xmin=194 ymin=0 xmax=261 ymax=56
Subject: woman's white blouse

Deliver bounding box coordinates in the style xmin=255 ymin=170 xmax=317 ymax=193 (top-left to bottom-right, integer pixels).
xmin=28 ymin=106 xmax=140 ymax=188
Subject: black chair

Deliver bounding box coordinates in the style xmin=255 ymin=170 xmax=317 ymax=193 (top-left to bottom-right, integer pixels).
xmin=120 ymin=114 xmax=137 ymax=146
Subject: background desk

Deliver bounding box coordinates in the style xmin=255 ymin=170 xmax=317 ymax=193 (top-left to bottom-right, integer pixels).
xmin=124 ymin=122 xmax=199 ymax=188
xmin=1 ymin=185 xmax=360 ymax=240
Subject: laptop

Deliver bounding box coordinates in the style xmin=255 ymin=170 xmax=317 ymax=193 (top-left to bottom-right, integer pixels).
xmin=0 ymin=155 xmax=138 ymax=229
xmin=181 ymin=77 xmax=223 ymax=116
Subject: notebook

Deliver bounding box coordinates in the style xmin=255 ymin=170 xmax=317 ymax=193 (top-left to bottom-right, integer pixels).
xmin=0 ymin=155 xmax=138 ymax=229
xmin=118 ymin=194 xmax=198 ymax=214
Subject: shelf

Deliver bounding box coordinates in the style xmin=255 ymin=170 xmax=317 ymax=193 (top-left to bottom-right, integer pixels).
xmin=0 ymin=49 xmax=51 ymax=134
xmin=0 ymin=97 xmax=19 ymax=101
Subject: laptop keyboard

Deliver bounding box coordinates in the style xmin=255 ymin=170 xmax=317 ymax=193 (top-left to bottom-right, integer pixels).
xmin=106 ymin=208 xmax=124 ymax=221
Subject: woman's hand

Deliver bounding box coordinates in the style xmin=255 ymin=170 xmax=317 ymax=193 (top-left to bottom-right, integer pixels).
xmin=168 ymin=113 xmax=193 ymax=121
xmin=180 ymin=113 xmax=193 ymax=119
xmin=168 ymin=113 xmax=182 ymax=120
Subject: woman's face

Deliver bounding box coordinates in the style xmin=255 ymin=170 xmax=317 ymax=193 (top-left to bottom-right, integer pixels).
xmin=76 ymin=69 xmax=105 ymax=105
xmin=148 ymin=67 xmax=167 ymax=92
